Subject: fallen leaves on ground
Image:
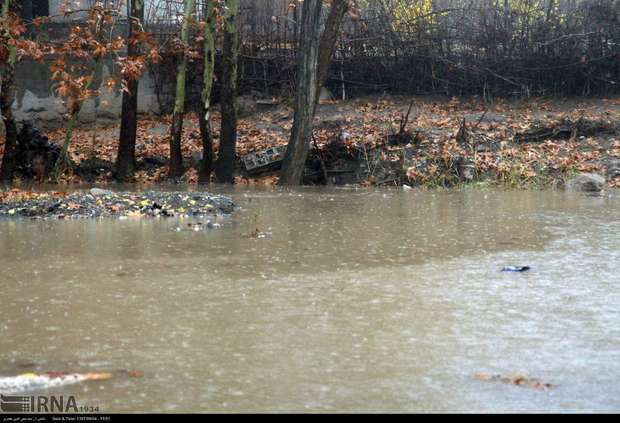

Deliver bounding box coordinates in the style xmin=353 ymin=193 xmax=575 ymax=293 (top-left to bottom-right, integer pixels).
xmin=0 ymin=188 xmax=68 ymax=203
xmin=5 ymin=95 xmax=620 ymax=187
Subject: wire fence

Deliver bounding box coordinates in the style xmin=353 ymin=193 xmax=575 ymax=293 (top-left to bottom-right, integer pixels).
xmin=108 ymin=0 xmax=620 ymax=110
xmin=230 ymin=0 xmax=620 ymax=98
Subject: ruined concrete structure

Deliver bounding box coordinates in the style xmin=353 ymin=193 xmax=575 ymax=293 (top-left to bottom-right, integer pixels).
xmin=13 ymin=59 xmax=163 ymax=129
xmin=10 ymin=0 xmax=295 ymax=128
xmin=12 ymin=1 xmax=162 ymax=129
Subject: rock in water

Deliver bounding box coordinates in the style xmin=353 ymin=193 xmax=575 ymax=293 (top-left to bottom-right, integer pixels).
xmin=90 ymin=188 xmax=114 ymax=197
xmin=605 ymin=159 xmax=620 ymax=180
xmin=566 ymin=173 xmax=606 ymax=192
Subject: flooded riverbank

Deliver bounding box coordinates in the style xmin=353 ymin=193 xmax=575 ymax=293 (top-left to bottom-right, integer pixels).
xmin=0 ymin=188 xmax=619 ymax=412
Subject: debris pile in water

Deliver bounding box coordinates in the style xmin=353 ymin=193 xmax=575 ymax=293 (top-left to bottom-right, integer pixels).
xmin=0 ymin=188 xmax=236 ymax=219
xmin=474 ymin=373 xmax=555 ymax=391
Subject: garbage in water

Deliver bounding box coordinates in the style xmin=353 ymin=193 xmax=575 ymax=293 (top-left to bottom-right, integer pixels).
xmin=173 ymin=221 xmax=221 ymax=232
xmin=501 ymin=266 xmax=531 ymax=272
xmin=241 ymin=146 xmax=287 ymax=174
xmin=0 ymin=372 xmax=113 ymax=394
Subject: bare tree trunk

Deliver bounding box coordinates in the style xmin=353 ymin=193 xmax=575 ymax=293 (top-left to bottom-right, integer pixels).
xmin=168 ymin=0 xmax=196 ymax=179
xmin=0 ymin=59 xmax=17 ymax=182
xmin=115 ymin=0 xmax=144 ymax=182
xmin=54 ymin=6 xmax=117 ymax=181
xmin=215 ymin=0 xmax=239 ymax=184
xmin=198 ymin=0 xmax=216 ymax=184
xmin=315 ymin=0 xmax=349 ymax=111
xmin=19 ymin=0 xmax=32 ymax=21
xmin=0 ymin=0 xmax=18 ymax=182
xmin=281 ymin=0 xmax=346 ymax=185
xmin=54 ymin=57 xmax=103 ymax=181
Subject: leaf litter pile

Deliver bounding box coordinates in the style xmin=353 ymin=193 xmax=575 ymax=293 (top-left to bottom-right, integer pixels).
xmin=0 ymin=188 xmax=236 ymax=219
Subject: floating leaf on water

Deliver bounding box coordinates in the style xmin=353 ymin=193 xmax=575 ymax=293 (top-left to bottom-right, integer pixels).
xmin=81 ymin=372 xmax=113 ymax=381
xmin=125 ymin=371 xmax=144 ymax=378
xmin=532 ymin=381 xmax=555 ymax=391
xmin=510 ymin=375 xmax=528 ymax=386
xmin=474 ymin=372 xmax=498 ymax=381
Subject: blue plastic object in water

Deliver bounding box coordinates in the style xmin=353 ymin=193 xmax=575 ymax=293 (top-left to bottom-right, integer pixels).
xmin=501 ymin=266 xmax=531 ymax=272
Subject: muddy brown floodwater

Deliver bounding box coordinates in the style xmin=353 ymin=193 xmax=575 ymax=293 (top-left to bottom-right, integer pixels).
xmin=0 ymin=188 xmax=619 ymax=412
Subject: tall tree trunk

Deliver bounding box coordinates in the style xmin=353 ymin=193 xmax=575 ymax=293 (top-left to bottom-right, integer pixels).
xmin=0 ymin=0 xmax=8 ymax=90
xmin=168 ymin=0 xmax=196 ymax=179
xmin=53 ymin=60 xmax=102 ymax=181
xmin=20 ymin=0 xmax=32 ymax=21
xmin=198 ymin=0 xmax=216 ymax=184
xmin=0 ymin=62 xmax=17 ymax=182
xmin=115 ymin=0 xmax=144 ymax=182
xmin=54 ymin=6 xmax=112 ymax=181
xmin=0 ymin=0 xmax=18 ymax=182
xmin=314 ymin=0 xmax=349 ymax=114
xmin=280 ymin=0 xmax=332 ymax=185
xmin=215 ymin=0 xmax=239 ymax=184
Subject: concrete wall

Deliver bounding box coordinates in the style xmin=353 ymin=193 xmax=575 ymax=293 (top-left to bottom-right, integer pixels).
xmin=4 ymin=1 xmax=170 ymax=130
xmin=11 ymin=58 xmax=164 ymax=129
xmin=49 ymin=0 xmax=92 ymax=20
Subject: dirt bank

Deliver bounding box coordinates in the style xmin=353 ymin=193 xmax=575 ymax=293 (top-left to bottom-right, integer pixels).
xmin=1 ymin=95 xmax=619 ymax=188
